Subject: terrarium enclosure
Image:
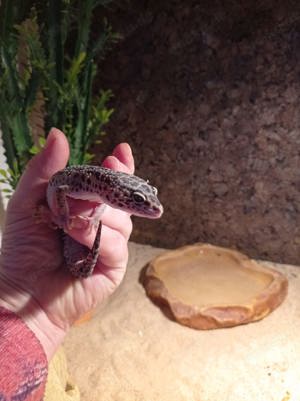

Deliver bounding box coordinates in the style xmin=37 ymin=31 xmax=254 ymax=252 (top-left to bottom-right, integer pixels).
xmin=95 ymin=0 xmax=300 ymax=265
xmin=57 ymin=2 xmax=300 ymax=400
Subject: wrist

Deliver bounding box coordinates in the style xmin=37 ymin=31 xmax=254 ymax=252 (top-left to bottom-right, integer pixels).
xmin=21 ymin=303 xmax=66 ymax=361
xmin=0 ymin=275 xmax=66 ymax=361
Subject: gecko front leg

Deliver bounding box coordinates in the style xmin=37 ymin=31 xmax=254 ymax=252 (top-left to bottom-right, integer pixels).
xmin=54 ymin=184 xmax=73 ymax=230
xmin=53 ymin=185 xmax=107 ymax=234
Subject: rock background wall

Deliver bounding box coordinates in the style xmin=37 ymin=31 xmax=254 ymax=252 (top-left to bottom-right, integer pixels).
xmin=94 ymin=0 xmax=300 ymax=264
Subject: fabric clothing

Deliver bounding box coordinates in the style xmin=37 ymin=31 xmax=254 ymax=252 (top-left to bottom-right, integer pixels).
xmin=0 ymin=306 xmax=48 ymax=400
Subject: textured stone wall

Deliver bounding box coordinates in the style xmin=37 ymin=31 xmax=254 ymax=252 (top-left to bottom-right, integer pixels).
xmin=94 ymin=1 xmax=300 ymax=264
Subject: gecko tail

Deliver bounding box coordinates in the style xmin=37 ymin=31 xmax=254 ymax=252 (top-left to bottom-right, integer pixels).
xmin=65 ymin=221 xmax=102 ymax=278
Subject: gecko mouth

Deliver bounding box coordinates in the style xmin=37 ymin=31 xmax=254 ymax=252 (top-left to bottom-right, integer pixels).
xmin=143 ymin=204 xmax=164 ymax=219
xmin=153 ymin=204 xmax=164 ymax=218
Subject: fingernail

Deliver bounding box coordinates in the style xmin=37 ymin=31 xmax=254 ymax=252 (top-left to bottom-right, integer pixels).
xmin=124 ymin=143 xmax=132 ymax=154
xmin=120 ymin=142 xmax=132 ymax=156
xmin=43 ymin=128 xmax=58 ymax=152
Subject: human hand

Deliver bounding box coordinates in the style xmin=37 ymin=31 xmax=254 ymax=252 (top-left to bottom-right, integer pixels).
xmin=0 ymin=128 xmax=134 ymax=360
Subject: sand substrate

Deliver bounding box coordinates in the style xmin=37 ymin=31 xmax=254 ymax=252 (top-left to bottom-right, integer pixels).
xmin=63 ymin=242 xmax=300 ymax=401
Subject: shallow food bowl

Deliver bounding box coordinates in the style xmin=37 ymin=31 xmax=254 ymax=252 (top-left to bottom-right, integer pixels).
xmin=142 ymin=244 xmax=288 ymax=329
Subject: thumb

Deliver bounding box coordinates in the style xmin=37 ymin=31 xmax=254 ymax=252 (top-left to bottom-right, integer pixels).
xmin=10 ymin=128 xmax=69 ymax=208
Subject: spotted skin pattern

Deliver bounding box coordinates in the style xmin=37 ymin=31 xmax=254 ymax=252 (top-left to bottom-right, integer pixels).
xmin=47 ymin=166 xmax=163 ymax=278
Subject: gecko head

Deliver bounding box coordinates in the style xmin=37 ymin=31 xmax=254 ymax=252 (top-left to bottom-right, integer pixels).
xmin=128 ymin=185 xmax=164 ymax=219
xmin=104 ymin=173 xmax=164 ymax=219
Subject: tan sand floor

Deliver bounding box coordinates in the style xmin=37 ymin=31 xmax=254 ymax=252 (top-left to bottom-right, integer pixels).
xmin=63 ymin=242 xmax=300 ymax=401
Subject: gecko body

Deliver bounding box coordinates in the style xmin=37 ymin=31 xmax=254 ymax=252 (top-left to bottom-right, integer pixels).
xmin=47 ymin=166 xmax=163 ymax=278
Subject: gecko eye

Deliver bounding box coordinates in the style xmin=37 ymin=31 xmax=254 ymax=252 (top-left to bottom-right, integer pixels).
xmin=133 ymin=191 xmax=146 ymax=203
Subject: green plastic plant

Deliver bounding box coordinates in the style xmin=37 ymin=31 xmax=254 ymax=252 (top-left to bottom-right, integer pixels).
xmin=0 ymin=0 xmax=118 ymax=195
